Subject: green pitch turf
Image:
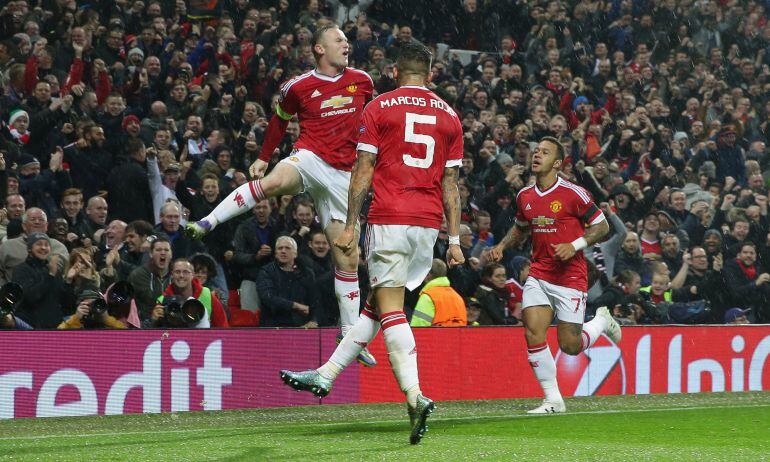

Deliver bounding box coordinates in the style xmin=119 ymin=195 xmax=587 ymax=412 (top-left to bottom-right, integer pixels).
xmin=1 ymin=393 xmax=769 ymax=461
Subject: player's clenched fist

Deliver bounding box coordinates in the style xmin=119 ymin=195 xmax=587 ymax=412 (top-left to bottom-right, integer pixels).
xmin=551 ymin=242 xmax=578 ymax=260
xmin=487 ymin=245 xmax=504 ymax=262
xmin=446 ymin=245 xmax=465 ymax=268
xmin=249 ymin=159 xmax=268 ymax=179
xmin=333 ymin=228 xmax=356 ymax=255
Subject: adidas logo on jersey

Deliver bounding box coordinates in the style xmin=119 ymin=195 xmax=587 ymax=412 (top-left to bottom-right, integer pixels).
xmin=311 ymin=89 xmax=322 ymax=98
xmin=525 ymin=203 xmax=532 ymax=210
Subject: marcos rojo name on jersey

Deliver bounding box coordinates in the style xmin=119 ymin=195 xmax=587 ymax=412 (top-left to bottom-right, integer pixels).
xmin=379 ymin=95 xmax=457 ymax=116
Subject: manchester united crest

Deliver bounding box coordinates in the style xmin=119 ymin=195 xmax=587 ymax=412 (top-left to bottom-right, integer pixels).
xmin=346 ymin=84 xmax=357 ymax=93
xmin=550 ymin=200 xmax=563 ymax=213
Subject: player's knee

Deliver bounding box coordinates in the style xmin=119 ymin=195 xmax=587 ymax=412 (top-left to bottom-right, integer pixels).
xmin=524 ymin=328 xmax=545 ymax=346
xmin=559 ymin=340 xmax=582 ymax=356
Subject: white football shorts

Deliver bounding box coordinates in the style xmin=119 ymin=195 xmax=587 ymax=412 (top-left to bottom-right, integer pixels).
xmin=279 ymin=148 xmax=350 ymax=228
xmin=522 ymin=276 xmax=587 ymax=324
xmin=365 ymin=224 xmax=438 ymax=291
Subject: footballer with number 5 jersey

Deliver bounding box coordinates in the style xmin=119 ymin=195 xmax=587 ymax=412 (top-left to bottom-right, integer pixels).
xmin=281 ymin=42 xmax=465 ymax=445
xmin=185 ymin=25 xmax=377 ymax=367
xmin=489 ymin=137 xmax=621 ymax=415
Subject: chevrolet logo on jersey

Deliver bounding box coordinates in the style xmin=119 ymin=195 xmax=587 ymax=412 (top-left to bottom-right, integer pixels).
xmin=531 ymin=216 xmax=555 ymax=226
xmin=320 ymin=95 xmax=353 ymax=109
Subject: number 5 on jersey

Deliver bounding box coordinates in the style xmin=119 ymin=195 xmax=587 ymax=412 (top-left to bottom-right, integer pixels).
xmin=403 ymin=112 xmax=436 ymax=169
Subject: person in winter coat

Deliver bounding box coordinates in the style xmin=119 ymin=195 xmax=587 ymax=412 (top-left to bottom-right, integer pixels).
xmin=256 ymin=236 xmax=319 ymax=327
xmin=11 ymin=232 xmax=65 ymax=328
xmin=474 ymin=263 xmax=517 ymax=325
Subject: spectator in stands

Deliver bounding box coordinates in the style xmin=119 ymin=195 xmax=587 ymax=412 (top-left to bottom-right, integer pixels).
xmin=155 ymin=202 xmax=204 ymax=258
xmin=0 ymin=193 xmax=25 ymax=242
xmin=724 ymin=308 xmax=751 ymax=325
xmin=614 ymin=232 xmax=645 ymax=282
xmin=106 ymin=138 xmax=154 ymax=224
xmin=232 ymin=199 xmax=277 ymax=311
xmin=300 ymin=228 xmax=338 ymax=327
xmin=504 ymin=256 xmax=529 ymax=322
xmin=101 ymin=220 xmax=152 ymax=287
xmin=724 ymin=242 xmax=770 ymax=323
xmin=661 ymin=234 xmax=684 ymax=276
xmin=128 ymin=235 xmax=172 ymax=326
xmin=17 ymin=149 xmax=71 ymax=219
xmin=62 ymin=122 xmax=112 ymax=199
xmin=474 ymin=262 xmax=515 ymax=325
xmin=154 ymin=259 xmax=229 ymax=328
xmin=284 ymin=199 xmax=319 ymax=253
xmin=81 ymin=196 xmax=109 ymax=243
xmin=0 ymin=208 xmax=68 ymax=284
xmin=256 ymin=236 xmax=318 ymax=328
xmin=62 ymin=247 xmax=100 ymax=308
xmin=11 ymin=232 xmax=64 ymax=328
xmin=411 ymin=259 xmax=467 ymax=327
xmin=190 ymin=252 xmax=229 ymax=309
xmin=673 ymin=246 xmax=729 ymax=323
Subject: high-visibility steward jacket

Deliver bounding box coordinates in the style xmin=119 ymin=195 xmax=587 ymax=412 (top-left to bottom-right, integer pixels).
xmin=410 ymin=277 xmax=467 ymax=327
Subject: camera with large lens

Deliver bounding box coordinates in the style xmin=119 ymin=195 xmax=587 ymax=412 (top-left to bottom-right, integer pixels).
xmin=0 ymin=282 xmax=23 ymax=317
xmin=107 ymin=281 xmax=134 ymax=319
xmin=162 ymin=295 xmax=205 ymax=327
xmin=82 ymin=297 xmax=108 ymax=327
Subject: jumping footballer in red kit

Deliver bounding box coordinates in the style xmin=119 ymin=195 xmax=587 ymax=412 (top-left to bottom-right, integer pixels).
xmin=184 ymin=25 xmax=376 ymax=366
xmin=280 ymin=42 xmax=465 ymax=445
xmin=489 ymin=136 xmax=621 ymax=414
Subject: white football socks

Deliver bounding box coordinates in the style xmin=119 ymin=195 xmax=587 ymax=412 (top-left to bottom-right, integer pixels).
xmin=527 ymin=342 xmax=562 ymax=402
xmin=581 ymin=315 xmax=607 ymax=351
xmin=381 ymin=311 xmax=421 ymax=407
xmin=206 ymin=180 xmax=265 ymax=229
xmin=318 ymin=303 xmax=380 ymax=381
xmin=334 ymin=269 xmax=360 ymax=337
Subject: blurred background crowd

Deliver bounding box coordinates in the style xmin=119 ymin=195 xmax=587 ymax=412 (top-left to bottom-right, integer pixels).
xmin=0 ymin=0 xmax=765 ymax=330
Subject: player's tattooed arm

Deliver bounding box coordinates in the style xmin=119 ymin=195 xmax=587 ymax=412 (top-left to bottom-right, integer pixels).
xmin=344 ymin=150 xmax=376 ymax=228
xmin=583 ymin=218 xmax=610 ymax=247
xmin=441 ymin=166 xmax=461 ymax=237
xmin=489 ymin=222 xmax=530 ymax=262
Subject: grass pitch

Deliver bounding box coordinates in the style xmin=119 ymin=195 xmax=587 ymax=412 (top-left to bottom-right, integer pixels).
xmin=1 ymin=392 xmax=768 ymax=461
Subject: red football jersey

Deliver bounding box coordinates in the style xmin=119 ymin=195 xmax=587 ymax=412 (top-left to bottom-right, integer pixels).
xmin=505 ymin=278 xmax=523 ymax=319
xmin=357 ymin=86 xmax=464 ymax=229
xmin=277 ymin=68 xmax=373 ymax=171
xmin=515 ymin=176 xmax=604 ymax=291
xmin=641 ymin=238 xmax=662 ymax=257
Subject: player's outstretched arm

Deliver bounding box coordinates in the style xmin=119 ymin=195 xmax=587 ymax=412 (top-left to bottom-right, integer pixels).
xmin=441 ymin=166 xmax=465 ymax=267
xmin=489 ymin=222 xmax=530 ymax=262
xmin=333 ymin=151 xmax=376 ymax=253
xmin=551 ymin=218 xmax=610 ymax=260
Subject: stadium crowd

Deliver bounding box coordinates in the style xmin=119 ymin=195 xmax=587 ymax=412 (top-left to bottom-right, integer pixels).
xmin=0 ymin=0 xmax=767 ymax=330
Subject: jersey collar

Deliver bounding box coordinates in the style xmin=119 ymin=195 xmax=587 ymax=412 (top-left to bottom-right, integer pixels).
xmin=534 ymin=176 xmax=562 ymax=197
xmin=312 ymin=69 xmax=345 ymax=82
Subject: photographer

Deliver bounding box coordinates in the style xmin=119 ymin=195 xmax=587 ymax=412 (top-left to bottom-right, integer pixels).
xmin=151 ymin=259 xmax=229 ymax=328
xmin=0 ymin=282 xmax=31 ymax=329
xmin=58 ymin=289 xmax=126 ymax=329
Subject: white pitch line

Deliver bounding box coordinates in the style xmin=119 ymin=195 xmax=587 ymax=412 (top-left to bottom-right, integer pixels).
xmin=1 ymin=402 xmax=768 ymax=442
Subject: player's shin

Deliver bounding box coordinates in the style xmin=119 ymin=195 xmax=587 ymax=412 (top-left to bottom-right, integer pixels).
xmin=527 ymin=342 xmax=563 ymax=402
xmin=319 ymin=302 xmax=380 ymax=380
xmin=334 ymin=268 xmax=360 ymax=336
xmin=381 ymin=311 xmax=421 ymax=407
xmin=207 ymin=180 xmax=266 ymax=227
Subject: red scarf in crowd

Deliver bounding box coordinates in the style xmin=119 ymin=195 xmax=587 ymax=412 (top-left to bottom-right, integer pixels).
xmin=736 ymin=258 xmax=757 ymax=281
